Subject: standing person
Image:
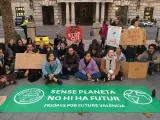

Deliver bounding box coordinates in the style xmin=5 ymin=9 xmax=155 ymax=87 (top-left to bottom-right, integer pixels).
xmin=100 ymin=21 xmax=108 ymax=49
xmin=126 ymin=18 xmax=140 ymax=62
xmin=42 ymin=51 xmax=62 ymax=85
xmin=100 ymin=49 xmax=122 ymax=82
xmin=20 ymin=16 xmax=28 ymax=39
xmin=111 ymin=17 xmax=124 ymax=28
xmin=61 ymin=46 xmax=80 ymax=80
xmin=75 ymin=51 xmax=101 ymax=81
xmin=16 ymin=40 xmax=26 ymax=53
xmin=137 ymin=44 xmax=160 ymax=75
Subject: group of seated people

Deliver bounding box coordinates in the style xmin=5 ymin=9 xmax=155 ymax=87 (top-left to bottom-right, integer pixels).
xmin=0 ymin=34 xmax=160 ymax=88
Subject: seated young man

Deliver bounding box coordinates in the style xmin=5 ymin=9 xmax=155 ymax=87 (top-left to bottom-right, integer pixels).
xmin=137 ymin=44 xmax=160 ymax=75
xmin=61 ymin=46 xmax=80 ymax=80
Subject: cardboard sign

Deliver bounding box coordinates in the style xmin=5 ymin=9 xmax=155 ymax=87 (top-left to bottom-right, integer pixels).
xmin=0 ymin=96 xmax=7 ymax=106
xmin=15 ymin=53 xmax=46 ymax=69
xmin=66 ymin=25 xmax=82 ymax=42
xmin=121 ymin=62 xmax=148 ymax=78
xmin=120 ymin=29 xmax=146 ymax=45
xmin=106 ymin=26 xmax=122 ymax=47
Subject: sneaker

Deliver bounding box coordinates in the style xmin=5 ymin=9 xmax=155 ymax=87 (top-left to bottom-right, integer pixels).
xmin=45 ymin=80 xmax=52 ymax=85
xmin=120 ymin=77 xmax=123 ymax=81
xmin=60 ymin=75 xmax=69 ymax=80
xmin=57 ymin=80 xmax=62 ymax=85
xmin=149 ymin=71 xmax=155 ymax=76
xmin=77 ymin=78 xmax=81 ymax=81
xmin=94 ymin=79 xmax=99 ymax=82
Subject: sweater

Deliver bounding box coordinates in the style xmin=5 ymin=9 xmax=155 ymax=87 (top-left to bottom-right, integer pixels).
xmin=79 ymin=58 xmax=99 ymax=75
xmin=42 ymin=58 xmax=62 ymax=78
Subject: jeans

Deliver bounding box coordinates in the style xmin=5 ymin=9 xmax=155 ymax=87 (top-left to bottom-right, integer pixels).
xmin=148 ymin=63 xmax=157 ymax=73
xmin=101 ymin=71 xmax=122 ymax=80
xmin=75 ymin=71 xmax=101 ymax=81
xmin=62 ymin=67 xmax=79 ymax=76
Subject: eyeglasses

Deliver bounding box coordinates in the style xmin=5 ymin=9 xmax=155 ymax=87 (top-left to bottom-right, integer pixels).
xmin=149 ymin=48 xmax=154 ymax=49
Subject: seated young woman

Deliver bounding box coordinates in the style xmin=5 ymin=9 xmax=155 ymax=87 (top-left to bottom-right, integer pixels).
xmin=42 ymin=51 xmax=62 ymax=85
xmin=16 ymin=40 xmax=26 ymax=53
xmin=100 ymin=48 xmax=122 ymax=82
xmin=114 ymin=45 xmax=126 ymax=65
xmin=61 ymin=46 xmax=80 ymax=80
xmin=75 ymin=51 xmax=101 ymax=82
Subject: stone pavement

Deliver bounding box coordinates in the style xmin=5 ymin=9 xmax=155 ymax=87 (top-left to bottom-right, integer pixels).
xmin=0 ymin=74 xmax=160 ymax=120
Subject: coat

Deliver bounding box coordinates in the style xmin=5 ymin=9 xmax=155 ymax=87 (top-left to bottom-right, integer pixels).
xmin=63 ymin=52 xmax=80 ymax=69
xmin=42 ymin=58 xmax=62 ymax=78
xmin=137 ymin=51 xmax=160 ymax=64
xmin=100 ymin=57 xmax=120 ymax=75
xmin=100 ymin=24 xmax=108 ymax=38
xmin=79 ymin=58 xmax=99 ymax=75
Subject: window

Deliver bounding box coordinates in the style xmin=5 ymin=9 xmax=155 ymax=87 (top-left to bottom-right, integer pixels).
xmin=144 ymin=7 xmax=154 ymax=20
xmin=15 ymin=7 xmax=25 ymax=17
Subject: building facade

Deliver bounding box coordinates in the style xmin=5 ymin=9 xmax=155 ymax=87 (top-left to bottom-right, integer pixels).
xmin=10 ymin=0 xmax=160 ymax=26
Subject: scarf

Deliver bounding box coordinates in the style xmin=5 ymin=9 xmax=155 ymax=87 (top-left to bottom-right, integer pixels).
xmin=104 ymin=55 xmax=116 ymax=72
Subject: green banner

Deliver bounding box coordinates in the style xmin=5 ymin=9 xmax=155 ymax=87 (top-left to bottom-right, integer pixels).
xmin=1 ymin=85 xmax=160 ymax=113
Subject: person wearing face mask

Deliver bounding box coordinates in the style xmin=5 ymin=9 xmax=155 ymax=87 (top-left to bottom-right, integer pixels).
xmin=42 ymin=51 xmax=62 ymax=85
xmin=75 ymin=51 xmax=101 ymax=81
xmin=137 ymin=44 xmax=160 ymax=75
xmin=100 ymin=49 xmax=122 ymax=82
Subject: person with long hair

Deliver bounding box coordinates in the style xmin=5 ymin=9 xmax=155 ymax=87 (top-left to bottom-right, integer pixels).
xmin=100 ymin=49 xmax=122 ymax=82
xmin=75 ymin=51 xmax=101 ymax=81
xmin=16 ymin=40 xmax=26 ymax=53
xmin=42 ymin=51 xmax=62 ymax=85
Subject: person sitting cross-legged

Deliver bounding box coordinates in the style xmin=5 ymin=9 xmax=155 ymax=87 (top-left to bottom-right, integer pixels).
xmin=100 ymin=49 xmax=122 ymax=82
xmin=42 ymin=51 xmax=62 ymax=85
xmin=75 ymin=51 xmax=101 ymax=82
xmin=137 ymin=44 xmax=160 ymax=75
xmin=61 ymin=46 xmax=80 ymax=80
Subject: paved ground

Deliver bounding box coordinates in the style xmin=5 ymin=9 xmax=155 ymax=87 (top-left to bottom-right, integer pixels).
xmin=0 ymin=25 xmax=160 ymax=120
xmin=0 ymin=74 xmax=160 ymax=120
xmin=0 ymin=25 xmax=158 ymax=40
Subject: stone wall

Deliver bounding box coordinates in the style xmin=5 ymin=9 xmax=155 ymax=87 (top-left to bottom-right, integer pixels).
xmin=54 ymin=3 xmax=62 ymax=25
xmin=11 ymin=0 xmax=33 ymax=21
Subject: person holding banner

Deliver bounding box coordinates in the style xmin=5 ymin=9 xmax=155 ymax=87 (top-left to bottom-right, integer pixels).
xmin=42 ymin=51 xmax=62 ymax=85
xmin=137 ymin=44 xmax=160 ymax=75
xmin=75 ymin=51 xmax=101 ymax=81
xmin=100 ymin=49 xmax=122 ymax=82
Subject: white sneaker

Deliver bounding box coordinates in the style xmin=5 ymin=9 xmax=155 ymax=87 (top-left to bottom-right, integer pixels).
xmin=77 ymin=78 xmax=81 ymax=81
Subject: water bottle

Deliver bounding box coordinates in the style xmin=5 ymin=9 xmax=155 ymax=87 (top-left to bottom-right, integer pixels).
xmin=152 ymin=89 xmax=156 ymax=97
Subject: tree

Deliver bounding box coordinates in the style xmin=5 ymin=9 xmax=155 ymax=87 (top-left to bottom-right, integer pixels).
xmin=0 ymin=0 xmax=16 ymax=43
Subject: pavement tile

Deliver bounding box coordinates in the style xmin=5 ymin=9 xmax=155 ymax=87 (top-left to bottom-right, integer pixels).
xmin=0 ymin=113 xmax=14 ymax=120
xmin=10 ymin=113 xmax=38 ymax=120
xmin=88 ymin=113 xmax=113 ymax=120
xmin=37 ymin=113 xmax=63 ymax=120
xmin=63 ymin=113 xmax=88 ymax=120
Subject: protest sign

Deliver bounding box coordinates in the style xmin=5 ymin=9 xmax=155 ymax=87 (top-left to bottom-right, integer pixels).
xmin=120 ymin=29 xmax=146 ymax=45
xmin=121 ymin=62 xmax=148 ymax=78
xmin=0 ymin=96 xmax=7 ymax=106
xmin=15 ymin=53 xmax=46 ymax=69
xmin=1 ymin=85 xmax=160 ymax=113
xmin=66 ymin=25 xmax=82 ymax=42
xmin=106 ymin=26 xmax=122 ymax=47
